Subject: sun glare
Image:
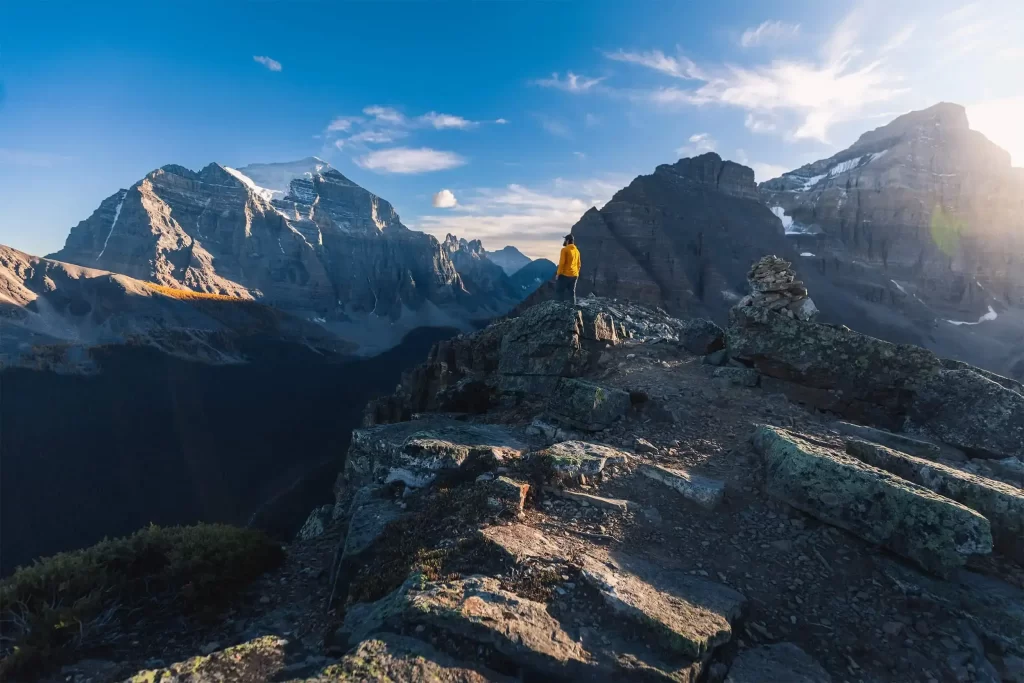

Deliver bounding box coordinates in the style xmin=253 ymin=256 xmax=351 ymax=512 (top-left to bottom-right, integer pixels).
xmin=967 ymin=97 xmax=1024 ymax=167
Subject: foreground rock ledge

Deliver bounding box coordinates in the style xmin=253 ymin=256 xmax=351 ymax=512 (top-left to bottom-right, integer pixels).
xmin=751 ymin=426 xmax=992 ymax=576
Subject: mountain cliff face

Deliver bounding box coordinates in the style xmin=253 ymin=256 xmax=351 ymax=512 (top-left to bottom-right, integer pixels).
xmin=49 ymin=158 xmax=517 ymax=352
xmin=568 ymin=153 xmax=791 ymax=319
xmin=761 ymin=103 xmax=1024 ymax=309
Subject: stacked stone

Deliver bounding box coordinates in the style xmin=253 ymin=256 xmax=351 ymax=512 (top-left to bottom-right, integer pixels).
xmin=740 ymin=255 xmax=818 ymax=321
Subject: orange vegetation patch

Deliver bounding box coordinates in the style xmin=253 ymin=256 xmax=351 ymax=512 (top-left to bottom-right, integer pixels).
xmin=146 ymin=283 xmax=242 ymax=302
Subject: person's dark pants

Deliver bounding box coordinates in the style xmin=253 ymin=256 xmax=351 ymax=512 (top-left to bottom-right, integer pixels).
xmin=556 ymin=275 xmax=578 ymax=305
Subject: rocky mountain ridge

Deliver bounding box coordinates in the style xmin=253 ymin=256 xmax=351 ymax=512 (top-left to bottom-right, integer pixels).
xmin=484 ymin=245 xmax=532 ymax=275
xmin=26 ymin=265 xmax=1024 ymax=683
xmin=48 ymin=158 xmax=524 ymax=354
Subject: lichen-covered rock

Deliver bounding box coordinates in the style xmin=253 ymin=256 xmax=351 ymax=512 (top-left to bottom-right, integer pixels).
xmin=486 ymin=477 xmax=530 ymax=514
xmin=497 ymin=301 xmax=587 ymax=394
xmin=833 ymin=421 xmax=948 ymax=461
xmin=315 ymin=633 xmax=505 ymax=682
xmin=640 ymin=464 xmax=726 ymax=509
xmin=125 ymin=636 xmax=287 ymax=683
xmin=341 ymin=574 xmax=589 ymax=678
xmin=296 ymin=504 xmax=333 ymax=541
xmin=725 ymin=643 xmax=832 ymax=683
xmin=529 ymin=441 xmax=630 ymax=483
xmin=846 ymin=439 xmax=1024 ymax=563
xmin=712 ymin=367 xmax=759 ymax=387
xmin=678 ymin=318 xmax=725 ymax=355
xmin=751 ymin=426 xmax=992 ymax=576
xmin=908 ymin=367 xmax=1024 ymax=460
xmin=547 ymin=378 xmax=631 ymax=431
xmin=342 ymin=488 xmax=403 ymax=562
xmin=345 ymin=419 xmax=527 ymax=491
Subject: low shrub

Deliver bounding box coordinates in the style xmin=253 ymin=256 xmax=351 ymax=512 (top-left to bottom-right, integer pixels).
xmin=0 ymin=523 xmax=283 ymax=678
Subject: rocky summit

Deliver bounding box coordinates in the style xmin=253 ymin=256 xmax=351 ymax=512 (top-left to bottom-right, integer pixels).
xmin=46 ymin=157 xmax=523 ymax=353
xmin=27 ymin=267 xmax=1024 ymax=683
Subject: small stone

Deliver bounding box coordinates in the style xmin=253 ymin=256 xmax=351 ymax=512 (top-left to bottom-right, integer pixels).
xmin=259 ymin=595 xmax=271 ymax=605
xmin=635 ymin=437 xmax=659 ymax=454
xmin=882 ymin=622 xmax=904 ymax=636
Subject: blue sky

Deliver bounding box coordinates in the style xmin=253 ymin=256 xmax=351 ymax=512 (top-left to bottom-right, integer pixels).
xmin=2 ymin=0 xmax=1023 ymax=259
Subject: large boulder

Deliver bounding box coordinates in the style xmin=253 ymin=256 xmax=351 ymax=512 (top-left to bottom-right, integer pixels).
xmin=547 ymin=378 xmax=632 ymax=431
xmin=846 ymin=439 xmax=1024 ymax=563
xmin=344 ymin=419 xmax=527 ymax=491
xmin=729 ymin=302 xmax=1024 ymax=458
xmin=751 ymin=426 xmax=992 ymax=576
xmin=678 ymin=318 xmax=726 ymax=355
xmin=498 ymin=301 xmax=588 ymax=394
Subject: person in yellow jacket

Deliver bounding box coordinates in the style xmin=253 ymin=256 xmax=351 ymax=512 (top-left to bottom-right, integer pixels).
xmin=554 ymin=233 xmax=581 ymax=304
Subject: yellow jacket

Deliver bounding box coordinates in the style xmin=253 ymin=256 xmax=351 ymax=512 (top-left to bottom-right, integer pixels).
xmin=557 ymin=244 xmax=581 ymax=277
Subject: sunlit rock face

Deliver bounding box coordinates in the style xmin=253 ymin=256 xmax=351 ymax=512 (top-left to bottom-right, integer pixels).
xmin=761 ymin=102 xmax=1024 ymax=309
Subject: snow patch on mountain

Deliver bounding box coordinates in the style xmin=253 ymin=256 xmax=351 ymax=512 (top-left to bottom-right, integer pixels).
xmin=97 ymin=191 xmax=128 ymax=261
xmin=770 ymin=206 xmax=793 ymax=230
xmin=946 ymin=306 xmax=998 ymax=325
xmin=223 ymin=166 xmax=276 ymax=202
xmin=236 ymin=157 xmax=334 ymax=198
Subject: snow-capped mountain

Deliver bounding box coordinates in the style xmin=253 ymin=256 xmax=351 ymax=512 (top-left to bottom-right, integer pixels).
xmin=49 ymin=159 xmax=523 ymax=352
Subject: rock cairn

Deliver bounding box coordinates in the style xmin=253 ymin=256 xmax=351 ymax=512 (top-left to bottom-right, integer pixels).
xmin=739 ymin=255 xmax=818 ymax=321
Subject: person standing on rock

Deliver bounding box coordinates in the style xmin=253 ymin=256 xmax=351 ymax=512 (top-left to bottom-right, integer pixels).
xmin=555 ymin=234 xmax=581 ymax=305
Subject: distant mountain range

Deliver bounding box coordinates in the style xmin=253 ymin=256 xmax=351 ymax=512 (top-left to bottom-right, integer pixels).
xmin=485 ymin=245 xmax=532 ymax=275
xmin=552 ymin=103 xmax=1024 ymax=379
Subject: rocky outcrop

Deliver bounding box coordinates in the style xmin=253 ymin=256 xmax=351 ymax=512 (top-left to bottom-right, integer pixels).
xmin=846 ymin=439 xmax=1024 ymax=563
xmin=46 ymin=158 xmax=522 ymax=352
xmin=728 ymin=268 xmax=1024 ymax=459
xmin=752 ymin=426 xmax=992 ymax=576
xmin=725 ymin=643 xmax=832 ymax=683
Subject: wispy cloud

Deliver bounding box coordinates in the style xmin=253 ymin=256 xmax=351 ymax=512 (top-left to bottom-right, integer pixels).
xmin=253 ymin=55 xmax=282 ymax=72
xmin=416 ymin=176 xmax=629 ymax=258
xmin=494 ymin=118 xmax=509 ymax=124
xmin=363 ymin=105 xmax=405 ymax=124
xmin=879 ymin=23 xmax=916 ymax=54
xmin=676 ymin=132 xmax=716 ymax=157
xmin=740 ymin=21 xmax=800 ymax=48
xmin=603 ymin=8 xmax=905 ymax=142
xmin=327 ymin=116 xmax=361 ymax=132
xmin=432 ymin=189 xmax=458 ymax=208
xmin=355 ymin=147 xmax=466 ymax=174
xmin=744 ymin=113 xmax=777 ymax=133
xmin=604 ymin=49 xmax=703 ymax=79
xmin=533 ymin=71 xmax=605 ymax=93
xmin=420 ymin=112 xmax=476 ymax=130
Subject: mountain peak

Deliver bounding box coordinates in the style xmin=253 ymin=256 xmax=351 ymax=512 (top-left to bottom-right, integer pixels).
xmin=654 ymin=152 xmax=758 ymax=200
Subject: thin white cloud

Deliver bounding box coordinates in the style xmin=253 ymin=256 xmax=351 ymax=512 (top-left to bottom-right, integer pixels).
xmin=363 ymin=105 xmax=406 ymax=124
xmin=677 ymin=132 xmax=717 ymax=157
xmin=327 ymin=116 xmax=361 ymax=132
xmin=609 ymin=8 xmax=905 ymax=143
xmin=355 ymin=147 xmax=466 ymax=174
xmin=253 ymin=55 xmax=282 ymax=72
xmin=573 ymin=151 xmax=587 ymax=159
xmin=744 ymin=113 xmax=777 ymax=133
xmin=533 ymin=71 xmax=605 ymax=93
xmin=417 ymin=176 xmax=629 ymax=259
xmin=348 ymin=129 xmax=405 ymax=144
xmin=604 ymin=49 xmax=703 ymax=80
xmin=740 ymin=21 xmax=801 ymax=48
xmin=880 ymin=23 xmax=916 ymax=54
xmin=584 ymin=113 xmax=601 ymax=127
xmin=495 ymin=118 xmax=509 ymax=124
xmin=432 ymin=189 xmax=458 ymax=208
xmin=419 ymin=112 xmax=476 ymax=129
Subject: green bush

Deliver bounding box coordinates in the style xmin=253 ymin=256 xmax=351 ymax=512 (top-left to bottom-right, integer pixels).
xmin=0 ymin=523 xmax=283 ymax=678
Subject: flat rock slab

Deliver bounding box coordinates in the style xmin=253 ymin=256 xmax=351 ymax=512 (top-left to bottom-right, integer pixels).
xmin=125 ymin=636 xmax=287 ymax=683
xmin=318 ymin=633 xmax=506 ymax=682
xmin=752 ymin=426 xmax=992 ymax=576
xmin=544 ymin=486 xmax=633 ymax=512
xmin=846 ymin=439 xmax=1024 ymax=563
xmin=725 ymin=643 xmax=832 ymax=683
xmin=530 ymin=440 xmax=630 ymax=482
xmin=833 ymin=420 xmax=962 ymax=462
xmin=579 ymin=553 xmax=745 ymax=661
xmin=346 ymin=419 xmax=527 ymax=489
xmin=640 ymin=464 xmax=726 ymax=510
xmin=343 ymin=574 xmax=589 ymax=678
xmin=548 ymin=378 xmax=632 ymax=431
xmin=480 ymin=523 xmax=577 ymax=563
